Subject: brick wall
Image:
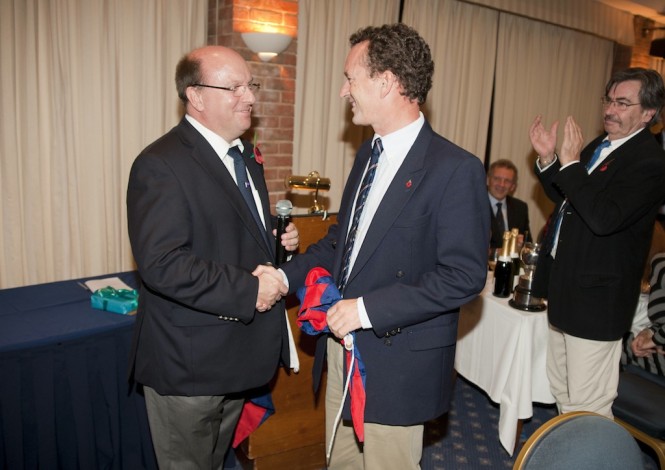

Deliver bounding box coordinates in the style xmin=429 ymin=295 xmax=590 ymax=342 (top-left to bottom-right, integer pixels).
xmin=630 ymin=16 xmax=657 ymax=69
xmin=208 ymin=0 xmax=298 ymax=207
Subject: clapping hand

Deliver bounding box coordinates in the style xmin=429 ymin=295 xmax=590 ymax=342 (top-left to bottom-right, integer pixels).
xmin=559 ymin=116 xmax=584 ymax=166
xmin=529 ymin=115 xmax=558 ymax=164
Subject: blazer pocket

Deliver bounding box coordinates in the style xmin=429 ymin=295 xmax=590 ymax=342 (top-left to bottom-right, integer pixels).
xmin=407 ymin=324 xmax=457 ymax=351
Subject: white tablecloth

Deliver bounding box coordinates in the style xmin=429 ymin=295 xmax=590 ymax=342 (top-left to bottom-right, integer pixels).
xmin=455 ymin=274 xmax=555 ymax=455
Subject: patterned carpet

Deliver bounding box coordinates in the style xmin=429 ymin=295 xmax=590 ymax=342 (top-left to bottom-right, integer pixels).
xmin=421 ymin=375 xmax=556 ymax=469
xmin=228 ymin=374 xmax=660 ymax=469
xmin=422 ymin=375 xmax=660 ymax=469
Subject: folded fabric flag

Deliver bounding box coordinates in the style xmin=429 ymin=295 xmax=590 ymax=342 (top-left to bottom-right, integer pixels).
xmin=232 ymin=390 xmax=274 ymax=448
xmin=296 ymin=267 xmax=367 ymax=442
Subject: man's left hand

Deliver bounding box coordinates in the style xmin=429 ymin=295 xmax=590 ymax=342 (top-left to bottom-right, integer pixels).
xmin=327 ymin=298 xmax=361 ymax=339
xmin=559 ymin=116 xmax=584 ymax=166
xmin=275 ymin=222 xmax=299 ymax=252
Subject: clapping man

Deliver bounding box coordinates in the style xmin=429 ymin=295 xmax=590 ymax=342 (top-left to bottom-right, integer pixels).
xmin=529 ymin=68 xmax=665 ymax=418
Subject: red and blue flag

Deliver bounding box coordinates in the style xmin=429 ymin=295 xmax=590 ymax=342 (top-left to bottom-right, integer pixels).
xmin=232 ymin=388 xmax=274 ymax=448
xmin=296 ymin=267 xmax=367 ymax=442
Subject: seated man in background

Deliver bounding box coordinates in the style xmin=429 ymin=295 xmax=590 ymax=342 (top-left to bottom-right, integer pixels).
xmin=487 ymin=159 xmax=532 ymax=250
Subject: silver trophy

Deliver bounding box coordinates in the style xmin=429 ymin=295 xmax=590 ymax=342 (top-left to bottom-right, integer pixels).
xmin=509 ymin=242 xmax=546 ymax=311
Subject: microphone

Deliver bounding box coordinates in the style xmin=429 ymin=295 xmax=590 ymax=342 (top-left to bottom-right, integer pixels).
xmin=275 ymin=199 xmax=293 ymax=265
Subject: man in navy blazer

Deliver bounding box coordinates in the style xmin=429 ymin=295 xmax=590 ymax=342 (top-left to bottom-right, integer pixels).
xmin=126 ymin=46 xmax=299 ymax=469
xmin=281 ymin=24 xmax=489 ymax=469
xmin=529 ymin=68 xmax=665 ymax=419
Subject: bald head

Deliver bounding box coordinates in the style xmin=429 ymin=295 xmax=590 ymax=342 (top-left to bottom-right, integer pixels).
xmin=176 ymin=46 xmax=246 ymax=106
xmin=175 ymin=45 xmax=256 ymax=142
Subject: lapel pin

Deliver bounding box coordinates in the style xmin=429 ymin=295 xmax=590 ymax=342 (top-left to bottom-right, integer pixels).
xmin=599 ymin=160 xmax=612 ymax=172
xmin=406 ymin=179 xmax=412 ymax=188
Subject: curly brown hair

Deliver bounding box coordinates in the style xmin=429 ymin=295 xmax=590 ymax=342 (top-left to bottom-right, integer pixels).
xmin=349 ymin=23 xmax=434 ymax=105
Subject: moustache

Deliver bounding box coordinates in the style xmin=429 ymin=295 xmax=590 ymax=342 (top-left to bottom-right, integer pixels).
xmin=604 ymin=114 xmax=620 ymax=124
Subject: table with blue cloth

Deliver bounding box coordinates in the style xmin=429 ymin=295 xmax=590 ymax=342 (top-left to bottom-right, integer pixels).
xmin=0 ymin=271 xmax=156 ymax=469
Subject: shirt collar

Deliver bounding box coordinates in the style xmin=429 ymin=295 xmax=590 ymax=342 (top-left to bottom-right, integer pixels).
xmin=372 ymin=112 xmax=425 ymax=162
xmin=185 ymin=114 xmax=244 ymax=156
xmin=488 ymin=193 xmax=505 ymax=206
xmin=605 ymin=126 xmax=644 ymax=150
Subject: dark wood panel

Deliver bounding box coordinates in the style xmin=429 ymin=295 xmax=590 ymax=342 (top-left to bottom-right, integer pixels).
xmin=240 ymin=214 xmax=337 ymax=469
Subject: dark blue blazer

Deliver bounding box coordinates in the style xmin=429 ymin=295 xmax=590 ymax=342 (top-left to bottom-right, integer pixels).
xmin=282 ymin=121 xmax=490 ymax=425
xmin=126 ymin=117 xmax=289 ymax=396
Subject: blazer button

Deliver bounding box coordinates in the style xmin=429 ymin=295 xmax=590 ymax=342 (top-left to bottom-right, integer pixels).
xmin=396 ymin=270 xmax=405 ymax=278
xmin=384 ymin=338 xmax=392 ymax=346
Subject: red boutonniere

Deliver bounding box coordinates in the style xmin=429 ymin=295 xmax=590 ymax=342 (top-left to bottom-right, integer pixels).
xmin=251 ymin=133 xmax=264 ymax=165
xmin=599 ymin=159 xmax=613 ymax=172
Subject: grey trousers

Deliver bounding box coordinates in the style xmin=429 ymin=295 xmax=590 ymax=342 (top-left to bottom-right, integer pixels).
xmin=144 ymin=386 xmax=244 ymax=470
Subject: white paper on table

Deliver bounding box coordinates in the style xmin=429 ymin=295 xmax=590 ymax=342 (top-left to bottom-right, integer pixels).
xmin=84 ymin=277 xmax=133 ymax=293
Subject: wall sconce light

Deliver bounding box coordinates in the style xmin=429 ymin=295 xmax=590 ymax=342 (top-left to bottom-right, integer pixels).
xmin=241 ymin=32 xmax=292 ymax=62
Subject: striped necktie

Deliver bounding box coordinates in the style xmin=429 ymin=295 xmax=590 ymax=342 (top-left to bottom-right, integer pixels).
xmin=338 ymin=138 xmax=383 ymax=293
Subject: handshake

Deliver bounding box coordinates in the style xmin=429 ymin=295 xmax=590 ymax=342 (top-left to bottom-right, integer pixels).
xmin=250 ymin=221 xmax=299 ymax=312
xmin=252 ymin=264 xmax=288 ymax=312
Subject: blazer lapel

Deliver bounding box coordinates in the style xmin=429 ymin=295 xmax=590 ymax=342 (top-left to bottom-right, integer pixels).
xmin=586 ymin=129 xmax=648 ymax=179
xmin=180 ymin=122 xmax=273 ymax=258
xmin=344 ymin=126 xmax=432 ymax=287
xmin=333 ymin=148 xmax=371 ymax=280
xmin=242 ymin=146 xmax=275 ymax=257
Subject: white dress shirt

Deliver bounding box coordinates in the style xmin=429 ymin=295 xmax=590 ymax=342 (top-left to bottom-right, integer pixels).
xmin=185 ymin=114 xmax=266 ymax=227
xmin=348 ymin=112 xmax=426 ymax=328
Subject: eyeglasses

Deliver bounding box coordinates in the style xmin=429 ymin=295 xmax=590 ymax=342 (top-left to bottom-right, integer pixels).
xmin=600 ymin=96 xmax=640 ymax=111
xmin=192 ymin=82 xmax=261 ymax=97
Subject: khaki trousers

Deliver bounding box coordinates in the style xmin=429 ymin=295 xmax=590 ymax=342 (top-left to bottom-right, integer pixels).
xmin=325 ymin=338 xmax=424 ymax=470
xmin=546 ymin=325 xmax=622 ymax=417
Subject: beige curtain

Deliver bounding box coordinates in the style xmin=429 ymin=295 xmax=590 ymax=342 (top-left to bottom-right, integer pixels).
xmin=0 ymin=0 xmax=207 ymax=288
xmin=461 ymin=0 xmax=635 ymax=45
xmin=293 ymin=0 xmax=618 ymax=239
xmin=402 ymin=0 xmax=498 ymax=159
xmin=293 ymin=0 xmax=400 ymax=214
xmin=491 ymin=13 xmax=614 ymax=238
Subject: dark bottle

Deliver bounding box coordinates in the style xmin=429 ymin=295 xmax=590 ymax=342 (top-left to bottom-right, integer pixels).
xmin=493 ymin=231 xmax=513 ymax=298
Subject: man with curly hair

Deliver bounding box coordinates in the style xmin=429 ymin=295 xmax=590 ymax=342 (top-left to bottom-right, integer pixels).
xmin=282 ymin=23 xmax=489 ymax=469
